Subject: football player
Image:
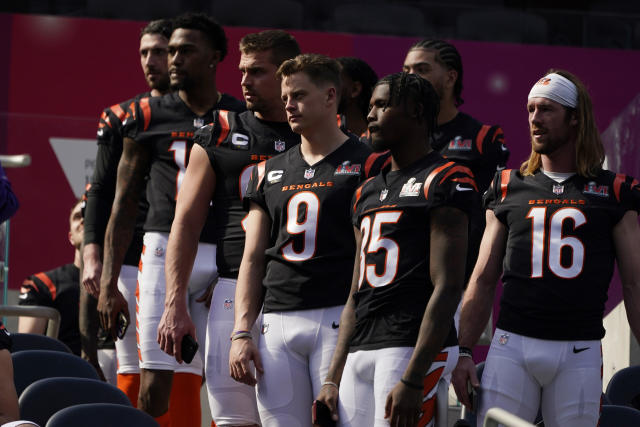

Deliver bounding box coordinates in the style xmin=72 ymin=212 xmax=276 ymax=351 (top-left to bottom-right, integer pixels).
xmin=82 ymin=18 xmax=172 ymax=405
xmin=315 ymin=72 xmax=476 ymax=427
xmin=229 ymin=54 xmax=387 ymax=425
xmin=452 ymin=70 xmax=640 ymax=427
xmin=157 ymin=29 xmax=301 ymax=426
xmin=97 ymin=13 xmax=245 ymax=426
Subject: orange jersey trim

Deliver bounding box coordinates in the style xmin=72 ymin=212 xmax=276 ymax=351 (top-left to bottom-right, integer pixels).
xmin=613 ymin=173 xmax=626 ymax=202
xmin=353 ymin=177 xmax=375 ymax=214
xmin=34 ymin=272 xmax=56 ymax=300
xmin=439 ymin=165 xmax=477 ymax=191
xmin=110 ymin=103 xmax=126 ymax=122
xmin=423 ymin=162 xmax=455 ymax=200
xmin=216 ymin=110 xmax=230 ymax=146
xmin=500 ymin=169 xmax=511 ymax=202
xmin=364 ymin=151 xmax=389 ymax=177
xmin=475 ymin=125 xmax=491 ymax=155
xmin=139 ymin=98 xmax=151 ymax=131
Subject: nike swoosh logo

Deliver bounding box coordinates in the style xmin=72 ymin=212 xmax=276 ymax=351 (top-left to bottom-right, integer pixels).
xmin=331 ymin=321 xmax=339 ymax=329
xmin=456 ymin=184 xmax=473 ymax=192
xmin=501 ymin=145 xmax=508 ymax=151
xmin=573 ymin=346 xmax=589 ymax=354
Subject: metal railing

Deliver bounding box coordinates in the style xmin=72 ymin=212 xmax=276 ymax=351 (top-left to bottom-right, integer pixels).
xmin=0 ymin=305 xmax=61 ymax=338
xmin=484 ymin=408 xmax=536 ymax=427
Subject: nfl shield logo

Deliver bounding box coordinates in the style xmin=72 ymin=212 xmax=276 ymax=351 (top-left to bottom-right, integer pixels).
xmin=261 ymin=323 xmax=269 ymax=335
xmin=154 ymin=247 xmax=164 ymax=257
xmin=274 ymin=140 xmax=286 ymax=152
xmin=223 ymin=299 xmax=233 ymax=310
xmin=304 ymin=168 xmax=315 ymax=179
xmin=499 ymin=333 xmax=509 ymax=345
xmin=380 ymin=189 xmax=388 ymax=201
xmin=553 ymin=184 xmax=564 ymax=195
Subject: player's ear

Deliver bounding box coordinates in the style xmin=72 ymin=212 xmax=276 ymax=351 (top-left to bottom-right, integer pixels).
xmin=68 ymin=231 xmax=73 ymax=247
xmin=351 ymin=81 xmax=363 ymax=99
xmin=445 ymin=68 xmax=458 ymax=90
xmin=326 ymin=86 xmax=337 ymax=106
xmin=209 ymin=49 xmax=222 ymax=68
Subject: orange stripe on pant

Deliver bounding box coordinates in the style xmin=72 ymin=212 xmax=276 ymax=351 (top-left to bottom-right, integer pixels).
xmin=117 ymin=373 xmax=141 ymax=407
xmin=169 ymin=372 xmax=202 ymax=427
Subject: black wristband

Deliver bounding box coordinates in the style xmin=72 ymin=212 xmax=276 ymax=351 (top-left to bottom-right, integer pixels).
xmin=400 ymin=378 xmax=423 ymax=390
xmin=459 ymin=346 xmax=473 ymax=356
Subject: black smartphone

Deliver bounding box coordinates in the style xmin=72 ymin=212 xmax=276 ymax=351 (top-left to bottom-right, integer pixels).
xmin=468 ymin=382 xmax=479 ymax=413
xmin=181 ymin=334 xmax=199 ymax=364
xmin=116 ymin=311 xmax=129 ymax=339
xmin=312 ymin=400 xmax=336 ymax=427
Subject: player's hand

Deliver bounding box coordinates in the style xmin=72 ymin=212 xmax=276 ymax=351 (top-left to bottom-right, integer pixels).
xmin=157 ymin=305 xmax=196 ymax=363
xmin=451 ymin=356 xmax=480 ymax=409
xmin=82 ymin=243 xmax=102 ymax=297
xmin=384 ymin=380 xmax=423 ymax=427
xmin=229 ymin=337 xmax=263 ymax=386
xmin=97 ymin=288 xmax=128 ymax=340
xmin=314 ymin=383 xmax=340 ymax=423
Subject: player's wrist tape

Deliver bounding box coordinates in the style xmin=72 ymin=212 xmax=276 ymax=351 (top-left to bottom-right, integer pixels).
xmin=230 ymin=330 xmax=252 ymax=341
xmin=400 ymin=378 xmax=423 ymax=390
xmin=322 ymin=381 xmax=339 ymax=390
xmin=459 ymin=346 xmax=473 ymax=358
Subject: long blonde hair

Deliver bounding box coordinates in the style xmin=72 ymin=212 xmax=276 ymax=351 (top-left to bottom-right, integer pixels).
xmin=520 ymin=69 xmax=604 ymax=177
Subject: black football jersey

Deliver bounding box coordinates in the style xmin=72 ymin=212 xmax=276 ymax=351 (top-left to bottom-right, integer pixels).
xmin=244 ymin=137 xmax=389 ymax=312
xmin=432 ymin=112 xmax=508 ymax=282
xmin=0 ymin=320 xmax=10 ymax=351
xmin=195 ymin=110 xmax=301 ymax=278
xmin=84 ymin=93 xmax=149 ymax=266
xmin=350 ymin=152 xmax=478 ymax=351
xmin=124 ymin=92 xmax=245 ymax=242
xmin=19 ymin=264 xmax=81 ymax=355
xmin=487 ymin=169 xmax=640 ymax=340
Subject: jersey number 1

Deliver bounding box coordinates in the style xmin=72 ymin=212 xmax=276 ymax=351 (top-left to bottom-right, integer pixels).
xmin=526 ymin=207 xmax=586 ymax=279
xmin=169 ymin=140 xmax=189 ymax=199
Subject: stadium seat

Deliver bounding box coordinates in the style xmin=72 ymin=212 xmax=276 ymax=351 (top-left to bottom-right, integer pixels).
xmin=12 ymin=350 xmax=99 ymax=396
xmin=329 ymin=3 xmax=432 ymax=37
xmin=20 ymin=377 xmax=132 ymax=427
xmin=46 ymin=403 xmax=158 ymax=427
xmin=456 ymin=10 xmax=548 ymax=44
xmin=605 ymin=365 xmax=640 ymax=409
xmin=9 ymin=333 xmax=71 ymax=354
xmin=584 ymin=16 xmax=633 ymax=49
xmin=211 ymin=0 xmax=304 ymax=29
xmin=599 ymin=404 xmax=640 ymax=426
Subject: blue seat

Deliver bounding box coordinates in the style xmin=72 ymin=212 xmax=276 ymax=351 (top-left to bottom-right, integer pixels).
xmin=10 ymin=333 xmax=71 ymax=354
xmin=605 ymin=365 xmax=640 ymax=409
xmin=20 ymin=377 xmax=131 ymax=427
xmin=12 ymin=350 xmax=99 ymax=396
xmin=46 ymin=403 xmax=158 ymax=427
xmin=599 ymin=404 xmax=640 ymax=426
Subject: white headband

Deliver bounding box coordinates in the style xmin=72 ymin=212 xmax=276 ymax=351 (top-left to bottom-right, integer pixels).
xmin=528 ymin=73 xmax=578 ymax=108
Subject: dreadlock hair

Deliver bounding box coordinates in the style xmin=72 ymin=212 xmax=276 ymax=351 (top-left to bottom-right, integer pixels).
xmin=140 ymin=19 xmax=173 ymax=40
xmin=409 ymin=39 xmax=464 ymax=107
xmin=173 ymin=13 xmax=228 ymax=61
xmin=376 ymin=72 xmax=440 ymax=139
xmin=520 ymin=69 xmax=604 ymax=178
xmin=336 ymin=57 xmax=378 ymax=117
